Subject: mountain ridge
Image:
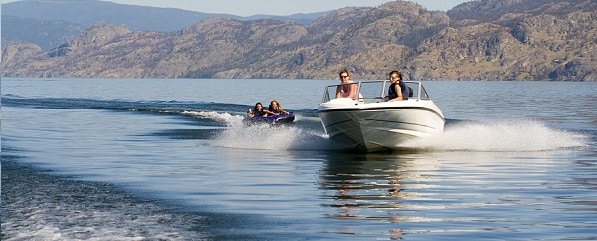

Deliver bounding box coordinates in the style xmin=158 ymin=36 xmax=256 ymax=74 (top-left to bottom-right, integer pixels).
xmin=2 ymin=0 xmax=595 ymax=81
xmin=1 ymin=0 xmax=327 ymax=50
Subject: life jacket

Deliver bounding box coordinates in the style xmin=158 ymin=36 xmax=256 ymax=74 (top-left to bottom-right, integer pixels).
xmin=388 ymin=82 xmax=398 ymax=99
xmin=269 ymin=106 xmax=284 ymax=115
xmin=253 ymin=109 xmax=266 ymax=117
xmin=388 ymin=81 xmax=409 ymax=100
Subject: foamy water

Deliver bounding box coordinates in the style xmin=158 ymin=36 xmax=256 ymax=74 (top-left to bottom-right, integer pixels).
xmin=194 ymin=110 xmax=589 ymax=152
xmin=403 ymin=120 xmax=589 ymax=152
xmin=182 ymin=110 xmax=340 ymax=151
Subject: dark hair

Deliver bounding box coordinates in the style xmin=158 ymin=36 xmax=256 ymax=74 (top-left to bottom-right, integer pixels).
xmin=389 ymin=70 xmax=402 ymax=80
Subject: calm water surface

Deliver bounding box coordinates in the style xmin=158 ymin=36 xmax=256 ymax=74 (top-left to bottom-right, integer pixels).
xmin=2 ymin=78 xmax=596 ymax=240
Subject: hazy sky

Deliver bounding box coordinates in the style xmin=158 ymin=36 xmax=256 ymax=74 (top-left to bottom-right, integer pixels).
xmin=0 ymin=0 xmax=472 ymax=16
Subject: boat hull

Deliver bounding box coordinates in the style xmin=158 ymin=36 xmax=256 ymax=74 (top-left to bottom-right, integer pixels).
xmin=318 ymin=100 xmax=444 ymax=151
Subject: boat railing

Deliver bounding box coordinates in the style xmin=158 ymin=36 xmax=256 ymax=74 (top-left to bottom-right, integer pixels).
xmin=321 ymin=80 xmax=431 ymax=104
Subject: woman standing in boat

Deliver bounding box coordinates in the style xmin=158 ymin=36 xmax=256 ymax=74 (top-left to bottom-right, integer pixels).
xmin=336 ymin=70 xmax=357 ymax=99
xmin=387 ymin=70 xmax=409 ymax=101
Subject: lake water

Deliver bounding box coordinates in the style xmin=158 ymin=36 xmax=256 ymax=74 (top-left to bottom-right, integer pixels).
xmin=2 ymin=78 xmax=596 ymax=240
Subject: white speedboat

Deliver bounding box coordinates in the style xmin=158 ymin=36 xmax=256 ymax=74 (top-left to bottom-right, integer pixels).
xmin=318 ymin=80 xmax=445 ymax=152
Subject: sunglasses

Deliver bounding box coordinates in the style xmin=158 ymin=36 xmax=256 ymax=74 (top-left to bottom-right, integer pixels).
xmin=340 ymin=75 xmax=349 ymax=78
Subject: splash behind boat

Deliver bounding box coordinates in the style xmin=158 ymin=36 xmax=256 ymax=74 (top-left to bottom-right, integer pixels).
xmin=317 ymin=80 xmax=444 ymax=152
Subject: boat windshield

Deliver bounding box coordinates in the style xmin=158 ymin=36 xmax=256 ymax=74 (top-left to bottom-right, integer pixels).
xmin=321 ymin=80 xmax=431 ymax=103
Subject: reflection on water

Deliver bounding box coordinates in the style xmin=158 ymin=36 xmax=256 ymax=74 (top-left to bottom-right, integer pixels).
xmin=319 ymin=152 xmax=440 ymax=239
xmin=316 ymin=149 xmax=596 ymax=240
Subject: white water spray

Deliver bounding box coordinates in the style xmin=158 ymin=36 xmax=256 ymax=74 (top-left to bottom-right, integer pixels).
xmin=402 ymin=120 xmax=588 ymax=152
xmin=184 ymin=111 xmax=588 ymax=152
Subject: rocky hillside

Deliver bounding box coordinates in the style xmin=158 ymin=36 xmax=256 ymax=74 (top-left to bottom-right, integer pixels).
xmin=2 ymin=0 xmax=595 ymax=81
xmin=1 ymin=0 xmax=326 ymax=50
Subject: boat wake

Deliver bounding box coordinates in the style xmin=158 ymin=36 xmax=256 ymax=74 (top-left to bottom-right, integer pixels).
xmin=212 ymin=122 xmax=342 ymax=151
xmin=182 ymin=111 xmax=589 ymax=153
xmin=183 ymin=111 xmax=343 ymax=151
xmin=401 ymin=120 xmax=589 ymax=152
xmin=181 ymin=110 xmax=244 ymax=123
